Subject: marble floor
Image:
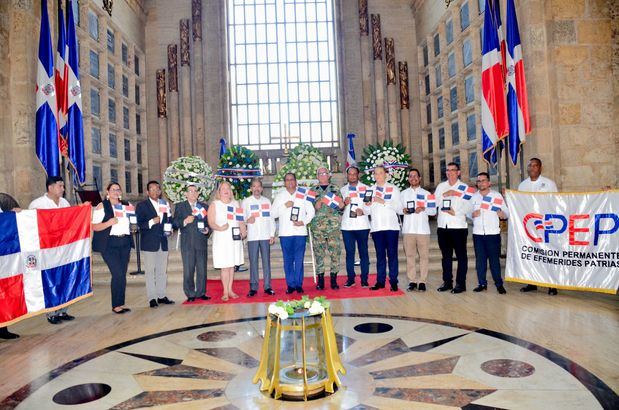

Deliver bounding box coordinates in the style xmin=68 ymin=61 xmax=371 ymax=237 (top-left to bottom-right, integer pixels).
xmin=0 ymin=274 xmax=617 ymax=409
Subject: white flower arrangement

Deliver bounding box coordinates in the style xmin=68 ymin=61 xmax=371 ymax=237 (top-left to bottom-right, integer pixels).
xmin=359 ymin=140 xmax=412 ymax=191
xmin=268 ymin=296 xmax=330 ymax=319
xmin=162 ymin=156 xmax=216 ymax=203
xmin=274 ymin=144 xmax=328 ymax=184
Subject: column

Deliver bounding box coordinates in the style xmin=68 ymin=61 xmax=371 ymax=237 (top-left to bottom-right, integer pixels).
xmin=167 ymin=44 xmax=181 ymax=160
xmin=385 ymin=37 xmax=398 ymax=143
xmin=192 ymin=0 xmax=206 ymax=159
xmin=179 ymin=19 xmax=193 ymax=156
xmin=358 ymin=0 xmax=374 ymax=146
xmin=371 ymin=14 xmax=386 ymax=143
xmin=156 ymin=69 xmax=168 ymax=177
xmin=399 ymin=61 xmax=410 ymax=152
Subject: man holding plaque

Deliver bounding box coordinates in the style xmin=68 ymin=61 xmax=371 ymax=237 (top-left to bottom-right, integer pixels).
xmin=400 ymin=168 xmax=436 ymax=292
xmin=173 ymin=185 xmax=211 ymax=302
xmin=434 ymin=162 xmax=473 ymax=294
xmin=310 ymin=167 xmax=345 ymax=290
xmin=340 ymin=166 xmax=371 ymax=288
xmin=136 ymin=181 xmax=175 ymax=308
xmin=272 ymin=173 xmax=315 ymax=294
xmin=469 ymin=173 xmax=509 ymax=294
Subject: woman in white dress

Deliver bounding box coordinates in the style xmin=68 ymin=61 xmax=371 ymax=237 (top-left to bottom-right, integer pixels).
xmin=208 ymin=181 xmax=246 ymax=301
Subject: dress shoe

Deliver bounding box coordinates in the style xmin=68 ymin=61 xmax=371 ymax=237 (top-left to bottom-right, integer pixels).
xmin=473 ymin=284 xmax=487 ymax=292
xmin=370 ymin=283 xmax=385 ymax=291
xmin=47 ymin=315 xmax=62 ymax=324
xmin=390 ymin=284 xmax=398 ymax=292
xmin=149 ymin=299 xmax=158 ymax=308
xmin=247 ymin=290 xmax=257 ymax=297
xmin=235 ymin=265 xmax=248 ymax=272
xmin=407 ymin=282 xmax=417 ymax=292
xmin=437 ymin=283 xmax=453 ymax=292
xmin=497 ymin=285 xmax=507 ymax=294
xmin=286 ymin=287 xmax=295 ymax=294
xmin=520 ymin=284 xmax=537 ymax=292
xmin=296 ymin=287 xmax=304 ymax=294
xmin=59 ymin=312 xmax=75 ymax=321
xmin=187 ymin=297 xmax=196 ymax=302
xmin=0 ymin=327 xmax=19 ymax=339
xmin=264 ymin=288 xmax=275 ymax=295
xmin=548 ymin=287 xmax=558 ymax=296
xmin=112 ymin=307 xmax=130 ymax=314
xmin=451 ymin=287 xmax=466 ymax=294
xmin=361 ymin=281 xmax=370 ymax=288
xmin=158 ymin=297 xmax=175 ymax=304
xmin=344 ymin=280 xmax=356 ymax=288
xmin=199 ymin=295 xmax=211 ymax=301
xmin=418 ymin=283 xmax=426 ymax=292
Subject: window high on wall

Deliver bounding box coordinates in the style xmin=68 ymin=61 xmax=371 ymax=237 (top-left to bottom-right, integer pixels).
xmin=227 ymin=0 xmax=340 ymax=150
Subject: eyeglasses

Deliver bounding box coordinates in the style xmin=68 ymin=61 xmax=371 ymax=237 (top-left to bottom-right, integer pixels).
xmin=318 ymin=172 xmax=329 ymax=176
xmin=109 ymin=188 xmax=121 ymax=192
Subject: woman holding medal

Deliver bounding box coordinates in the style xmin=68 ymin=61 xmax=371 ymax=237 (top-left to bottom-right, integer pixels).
xmin=208 ymin=181 xmax=246 ymax=301
xmin=367 ymin=166 xmax=402 ymax=291
xmin=92 ymin=182 xmax=134 ymax=314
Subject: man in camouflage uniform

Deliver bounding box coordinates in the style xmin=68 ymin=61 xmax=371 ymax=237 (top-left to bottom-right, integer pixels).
xmin=310 ymin=167 xmax=345 ymax=290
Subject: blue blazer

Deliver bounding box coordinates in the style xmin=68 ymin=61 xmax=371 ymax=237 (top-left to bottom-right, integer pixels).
xmin=136 ymin=198 xmax=170 ymax=252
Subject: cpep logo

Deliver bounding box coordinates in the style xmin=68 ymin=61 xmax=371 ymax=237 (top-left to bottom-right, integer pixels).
xmin=523 ymin=213 xmax=619 ymax=246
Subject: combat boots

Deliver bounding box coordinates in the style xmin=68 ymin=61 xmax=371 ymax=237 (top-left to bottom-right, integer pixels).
xmin=316 ymin=274 xmax=325 ymax=290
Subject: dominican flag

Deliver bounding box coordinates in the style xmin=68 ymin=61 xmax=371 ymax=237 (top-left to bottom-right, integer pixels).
xmin=481 ymin=0 xmax=509 ymax=166
xmin=261 ymin=203 xmax=271 ymax=217
xmin=480 ymin=194 xmax=504 ymax=212
xmin=455 ymin=184 xmax=477 ymax=200
xmin=249 ymin=204 xmax=260 ymax=218
xmin=113 ymin=203 xmax=135 ymax=218
xmin=192 ymin=203 xmax=207 ymax=219
xmin=375 ymin=186 xmax=393 ymax=200
xmin=158 ymin=199 xmax=171 ymax=215
xmin=219 ymin=138 xmax=227 ymax=158
xmin=227 ymin=206 xmax=244 ymax=221
xmin=321 ymin=192 xmax=342 ymax=209
xmin=55 ymin=0 xmax=69 ymax=158
xmin=295 ymin=187 xmax=317 ymax=203
xmin=36 ymin=0 xmax=60 ymax=178
xmin=65 ymin=0 xmax=85 ymax=184
xmin=416 ymin=193 xmax=437 ymax=208
xmin=346 ymin=133 xmax=357 ymax=169
xmin=0 ymin=206 xmax=92 ymax=326
xmin=492 ymin=0 xmax=507 ymax=82
xmin=506 ymin=0 xmax=530 ymax=165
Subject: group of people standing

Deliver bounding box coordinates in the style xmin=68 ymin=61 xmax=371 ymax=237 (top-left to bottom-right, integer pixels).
xmin=0 ymin=156 xmax=560 ymax=340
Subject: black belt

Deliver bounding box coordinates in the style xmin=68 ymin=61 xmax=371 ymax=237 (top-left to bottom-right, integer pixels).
xmin=111 ymin=234 xmax=129 ymax=237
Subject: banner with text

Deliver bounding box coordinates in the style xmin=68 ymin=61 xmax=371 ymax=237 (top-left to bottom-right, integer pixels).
xmin=505 ymin=190 xmax=619 ymax=294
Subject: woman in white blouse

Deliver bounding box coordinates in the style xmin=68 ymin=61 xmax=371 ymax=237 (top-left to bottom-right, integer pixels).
xmin=92 ymin=182 xmax=133 ymax=314
xmin=367 ymin=166 xmax=402 ymax=291
xmin=207 ymin=181 xmax=246 ymax=301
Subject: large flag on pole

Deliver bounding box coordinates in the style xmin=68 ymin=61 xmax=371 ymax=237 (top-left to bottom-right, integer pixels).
xmin=65 ymin=0 xmax=86 ymax=184
xmin=492 ymin=0 xmax=507 ymax=83
xmin=506 ymin=0 xmax=531 ymax=165
xmin=55 ymin=0 xmax=69 ymax=158
xmin=481 ymin=0 xmax=509 ymax=167
xmin=346 ymin=133 xmax=357 ymax=169
xmin=36 ymin=0 xmax=60 ymax=177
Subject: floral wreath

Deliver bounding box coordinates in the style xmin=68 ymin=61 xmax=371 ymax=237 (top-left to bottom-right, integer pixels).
xmin=162 ymin=156 xmax=216 ymax=203
xmin=267 ymin=296 xmax=331 ymax=319
xmin=273 ymin=144 xmax=328 ymax=191
xmin=216 ymin=145 xmax=261 ymax=200
xmin=359 ymin=140 xmax=411 ymax=191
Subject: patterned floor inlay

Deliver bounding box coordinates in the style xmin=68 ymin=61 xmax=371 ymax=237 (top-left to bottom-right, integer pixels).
xmin=480 ymin=359 xmax=536 ymax=378
xmin=4 ymin=314 xmax=617 ymax=409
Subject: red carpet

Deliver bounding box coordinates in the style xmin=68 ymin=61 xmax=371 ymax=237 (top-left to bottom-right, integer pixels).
xmin=182 ymin=274 xmax=404 ymax=306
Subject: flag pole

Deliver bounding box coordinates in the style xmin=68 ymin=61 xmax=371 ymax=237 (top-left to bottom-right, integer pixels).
xmin=504 ymin=139 xmax=511 ymax=189
xmin=308 ymin=227 xmax=317 ymax=284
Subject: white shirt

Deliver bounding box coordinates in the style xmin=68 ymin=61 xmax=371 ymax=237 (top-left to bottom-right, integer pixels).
xmin=148 ymin=197 xmax=171 ymax=228
xmin=400 ymin=186 xmax=437 ymax=235
xmin=340 ymin=182 xmax=371 ymax=231
xmin=28 ymin=193 xmax=70 ymax=210
xmin=367 ymin=182 xmax=402 ymax=232
xmin=518 ymin=175 xmax=558 ymax=193
xmin=434 ymin=179 xmax=472 ymax=229
xmin=469 ymin=190 xmax=510 ymax=235
xmin=92 ymin=203 xmax=131 ymax=236
xmin=272 ymin=188 xmax=315 ymax=237
xmin=242 ymin=195 xmax=276 ymax=241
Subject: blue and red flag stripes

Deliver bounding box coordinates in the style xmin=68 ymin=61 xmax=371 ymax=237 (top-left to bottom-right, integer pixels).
xmin=0 ymin=206 xmax=92 ymax=326
xmin=65 ymin=0 xmax=85 ymax=184
xmin=36 ymin=0 xmax=60 ymax=177
xmin=506 ymin=0 xmax=531 ymax=165
xmin=55 ymin=0 xmax=69 ymax=158
xmin=481 ymin=0 xmax=509 ymax=167
xmin=346 ymin=133 xmax=357 ymax=169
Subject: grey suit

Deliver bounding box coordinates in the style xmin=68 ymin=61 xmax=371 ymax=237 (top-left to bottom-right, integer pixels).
xmin=173 ymin=200 xmax=210 ymax=299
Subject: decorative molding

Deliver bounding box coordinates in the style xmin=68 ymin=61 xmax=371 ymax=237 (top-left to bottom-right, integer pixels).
xmin=359 ymin=0 xmax=368 ymax=36
xmin=156 ymin=69 xmax=167 ymax=118
xmin=180 ymin=19 xmax=190 ymax=66
xmin=102 ymin=0 xmax=113 ymax=17
xmin=371 ymin=14 xmax=382 ymax=60
xmin=167 ymin=45 xmax=178 ymax=92
xmin=192 ymin=0 xmax=202 ymax=41
xmin=385 ymin=38 xmax=396 ymax=85
xmin=398 ymin=62 xmax=409 ymax=109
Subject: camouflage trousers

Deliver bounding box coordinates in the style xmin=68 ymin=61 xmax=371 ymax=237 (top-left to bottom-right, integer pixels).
xmin=312 ymin=229 xmax=341 ymax=274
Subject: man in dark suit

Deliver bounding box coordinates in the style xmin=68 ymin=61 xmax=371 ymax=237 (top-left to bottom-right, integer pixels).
xmin=172 ymin=185 xmax=211 ymax=302
xmin=136 ymin=181 xmax=175 ymax=308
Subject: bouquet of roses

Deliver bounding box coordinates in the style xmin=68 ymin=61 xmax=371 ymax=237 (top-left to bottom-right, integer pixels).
xmin=163 ymin=156 xmax=216 ymax=203
xmin=359 ymin=140 xmax=411 ymax=191
xmin=216 ymin=145 xmax=261 ymax=200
